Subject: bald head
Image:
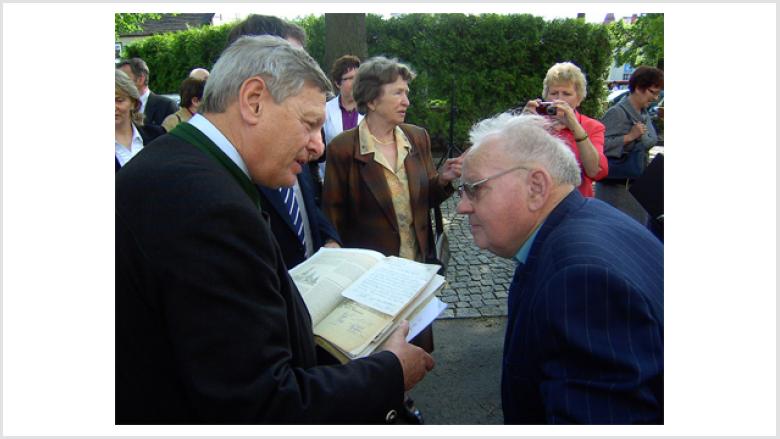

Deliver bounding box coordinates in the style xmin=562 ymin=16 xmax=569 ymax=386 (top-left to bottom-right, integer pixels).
xmin=189 ymin=68 xmax=210 ymax=81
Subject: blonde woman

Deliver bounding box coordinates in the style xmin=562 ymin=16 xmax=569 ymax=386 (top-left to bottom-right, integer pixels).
xmin=115 ymin=69 xmax=164 ymax=171
xmin=522 ymin=62 xmax=608 ymax=196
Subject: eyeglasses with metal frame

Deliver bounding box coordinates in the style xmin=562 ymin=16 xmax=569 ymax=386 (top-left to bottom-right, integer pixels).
xmin=456 ymin=165 xmax=530 ymax=201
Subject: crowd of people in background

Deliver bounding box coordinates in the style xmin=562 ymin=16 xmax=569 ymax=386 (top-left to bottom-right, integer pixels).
xmin=115 ymin=13 xmax=664 ymax=425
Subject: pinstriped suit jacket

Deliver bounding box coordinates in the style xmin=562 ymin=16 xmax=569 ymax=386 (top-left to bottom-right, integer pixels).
xmin=503 ymin=190 xmax=663 ymax=424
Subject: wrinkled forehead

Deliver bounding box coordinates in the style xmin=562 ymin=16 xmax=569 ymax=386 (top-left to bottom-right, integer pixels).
xmin=463 ymin=136 xmax=505 ymax=177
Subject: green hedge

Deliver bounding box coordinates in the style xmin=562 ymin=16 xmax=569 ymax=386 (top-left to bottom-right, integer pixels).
xmin=122 ymin=23 xmax=232 ymax=95
xmin=122 ymin=14 xmax=612 ymax=150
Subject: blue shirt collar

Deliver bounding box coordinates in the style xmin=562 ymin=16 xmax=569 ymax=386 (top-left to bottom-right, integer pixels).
xmin=513 ymin=224 xmax=542 ymax=265
xmin=187 ymin=113 xmax=251 ymax=178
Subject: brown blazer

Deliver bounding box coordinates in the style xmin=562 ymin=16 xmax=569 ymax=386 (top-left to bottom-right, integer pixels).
xmin=322 ymin=123 xmax=454 ymax=259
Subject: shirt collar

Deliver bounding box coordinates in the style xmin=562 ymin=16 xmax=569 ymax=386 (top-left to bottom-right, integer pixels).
xmin=131 ymin=123 xmax=143 ymax=144
xmin=187 ymin=113 xmax=251 ymax=178
xmin=358 ymin=119 xmax=411 ymax=155
xmin=338 ymin=96 xmax=357 ymax=113
xmin=513 ymin=223 xmax=542 ymax=265
xmin=619 ymin=97 xmax=645 ymax=119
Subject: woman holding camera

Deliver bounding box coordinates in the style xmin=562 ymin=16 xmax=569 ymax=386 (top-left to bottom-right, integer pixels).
xmin=522 ymin=62 xmax=607 ymax=196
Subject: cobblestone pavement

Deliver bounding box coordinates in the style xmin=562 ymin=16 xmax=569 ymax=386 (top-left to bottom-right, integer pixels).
xmin=436 ymin=195 xmax=514 ymax=319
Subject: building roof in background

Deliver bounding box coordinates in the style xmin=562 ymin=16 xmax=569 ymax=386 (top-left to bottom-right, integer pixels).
xmin=121 ymin=13 xmax=215 ymax=37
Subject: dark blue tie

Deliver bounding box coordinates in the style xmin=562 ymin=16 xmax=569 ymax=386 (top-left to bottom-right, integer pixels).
xmin=279 ymin=187 xmax=305 ymax=248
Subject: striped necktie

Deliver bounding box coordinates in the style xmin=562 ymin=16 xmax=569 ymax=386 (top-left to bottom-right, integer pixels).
xmin=279 ymin=187 xmax=305 ymax=248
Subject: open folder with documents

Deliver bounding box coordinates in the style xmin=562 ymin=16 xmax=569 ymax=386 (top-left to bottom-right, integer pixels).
xmin=289 ymin=247 xmax=447 ymax=363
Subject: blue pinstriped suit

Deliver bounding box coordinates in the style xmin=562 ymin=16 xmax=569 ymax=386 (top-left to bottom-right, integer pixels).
xmin=503 ymin=190 xmax=663 ymax=424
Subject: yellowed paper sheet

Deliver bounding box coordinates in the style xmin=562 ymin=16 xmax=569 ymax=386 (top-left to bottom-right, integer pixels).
xmin=314 ymin=301 xmax=392 ymax=356
xmin=289 ymin=248 xmax=384 ymax=325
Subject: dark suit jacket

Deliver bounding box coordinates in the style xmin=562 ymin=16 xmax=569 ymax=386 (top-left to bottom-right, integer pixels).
xmin=115 ymin=123 xmax=166 ymax=172
xmin=503 ymin=190 xmax=663 ymax=424
xmin=116 ymin=133 xmax=404 ymax=424
xmin=322 ymin=124 xmax=453 ymax=259
xmin=257 ymin=165 xmax=341 ymax=269
xmin=143 ymin=92 xmax=178 ymax=127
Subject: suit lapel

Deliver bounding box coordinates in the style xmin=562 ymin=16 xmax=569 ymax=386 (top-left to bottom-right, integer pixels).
xmin=258 ymin=185 xmax=296 ymax=233
xmin=400 ymin=125 xmax=431 ymax=256
xmin=353 ymin=131 xmax=398 ymax=232
xmin=403 ymin=145 xmax=428 ymax=254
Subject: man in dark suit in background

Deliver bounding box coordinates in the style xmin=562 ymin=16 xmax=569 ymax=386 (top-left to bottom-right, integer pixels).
xmin=117 ymin=57 xmax=177 ymax=128
xmin=456 ymin=113 xmax=663 ymax=424
xmin=228 ymin=13 xmax=341 ymax=268
xmin=115 ymin=35 xmax=433 ymax=424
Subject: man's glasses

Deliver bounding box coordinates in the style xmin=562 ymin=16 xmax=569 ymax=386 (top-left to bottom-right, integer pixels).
xmin=456 ymin=165 xmax=530 ymax=201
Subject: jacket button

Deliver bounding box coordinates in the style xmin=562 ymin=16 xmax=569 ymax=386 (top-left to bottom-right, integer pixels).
xmin=385 ymin=409 xmax=398 ymax=423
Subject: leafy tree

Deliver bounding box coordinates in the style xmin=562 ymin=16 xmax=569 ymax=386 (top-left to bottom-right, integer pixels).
xmin=115 ymin=13 xmax=163 ymax=39
xmin=608 ymin=13 xmax=664 ymax=68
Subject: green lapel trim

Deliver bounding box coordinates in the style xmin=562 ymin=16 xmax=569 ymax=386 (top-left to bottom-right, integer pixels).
xmin=169 ymin=122 xmax=262 ymax=209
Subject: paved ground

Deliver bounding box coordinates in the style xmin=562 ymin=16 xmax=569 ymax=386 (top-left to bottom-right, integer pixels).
xmin=404 ymin=317 xmax=507 ymax=424
xmin=435 ymin=195 xmax=514 ymax=319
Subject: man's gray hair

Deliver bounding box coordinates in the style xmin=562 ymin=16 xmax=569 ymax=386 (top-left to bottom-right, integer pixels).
xmin=469 ymin=113 xmax=581 ymax=187
xmin=200 ymin=35 xmax=332 ymax=114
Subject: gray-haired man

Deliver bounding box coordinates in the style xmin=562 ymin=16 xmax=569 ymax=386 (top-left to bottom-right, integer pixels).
xmin=116 ymin=35 xmax=433 ymax=424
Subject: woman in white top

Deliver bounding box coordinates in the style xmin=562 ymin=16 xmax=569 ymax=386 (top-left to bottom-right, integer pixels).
xmin=318 ymin=55 xmax=364 ymax=181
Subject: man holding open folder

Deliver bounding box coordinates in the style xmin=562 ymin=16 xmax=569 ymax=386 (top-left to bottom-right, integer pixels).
xmin=115 ymin=35 xmax=433 ymax=424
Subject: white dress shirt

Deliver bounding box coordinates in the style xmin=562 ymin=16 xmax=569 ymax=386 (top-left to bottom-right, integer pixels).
xmin=138 ymin=88 xmax=150 ymax=114
xmin=115 ymin=124 xmax=145 ymax=167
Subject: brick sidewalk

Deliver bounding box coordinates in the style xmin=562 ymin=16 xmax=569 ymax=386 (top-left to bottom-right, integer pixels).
xmin=436 ymin=195 xmax=514 ymax=319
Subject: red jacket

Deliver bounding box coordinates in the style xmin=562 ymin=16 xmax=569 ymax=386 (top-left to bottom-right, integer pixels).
xmin=554 ymin=113 xmax=608 ymax=197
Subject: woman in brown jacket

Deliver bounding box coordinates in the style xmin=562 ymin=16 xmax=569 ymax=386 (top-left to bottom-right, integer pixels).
xmin=322 ymin=57 xmax=462 ymax=424
xmin=322 ymin=56 xmax=462 ymax=263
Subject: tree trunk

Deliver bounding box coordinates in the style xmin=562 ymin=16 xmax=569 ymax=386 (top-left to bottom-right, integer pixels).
xmin=324 ymin=14 xmax=367 ymax=76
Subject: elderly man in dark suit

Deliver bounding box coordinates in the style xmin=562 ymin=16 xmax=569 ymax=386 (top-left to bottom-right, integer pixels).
xmin=115 ymin=35 xmax=434 ymax=424
xmin=456 ymin=113 xmax=663 ymax=424
xmin=117 ymin=57 xmax=177 ymax=128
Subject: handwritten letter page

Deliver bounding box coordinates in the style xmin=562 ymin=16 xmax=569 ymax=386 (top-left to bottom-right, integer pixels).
xmin=341 ymin=256 xmax=439 ymax=316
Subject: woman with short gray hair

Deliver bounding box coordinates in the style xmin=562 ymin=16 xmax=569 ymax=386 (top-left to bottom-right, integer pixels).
xmin=323 ymin=56 xmax=461 ymax=264
xmin=322 ymin=56 xmax=464 ymax=423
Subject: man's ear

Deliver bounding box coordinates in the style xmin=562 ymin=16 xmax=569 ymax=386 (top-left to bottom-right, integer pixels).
xmin=237 ymin=76 xmax=268 ymax=125
xmin=526 ymin=168 xmax=552 ymax=211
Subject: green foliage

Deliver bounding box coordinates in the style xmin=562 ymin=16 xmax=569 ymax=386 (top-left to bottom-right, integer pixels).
xmin=294 ymin=15 xmax=326 ymax=68
xmin=363 ymin=13 xmax=613 ymax=149
xmin=123 ymin=13 xmax=615 ymax=149
xmin=608 ymin=13 xmax=664 ymax=68
xmin=115 ymin=13 xmax=163 ymax=39
xmin=122 ymin=23 xmax=232 ymax=94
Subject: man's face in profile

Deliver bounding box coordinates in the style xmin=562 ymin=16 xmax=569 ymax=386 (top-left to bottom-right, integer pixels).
xmin=244 ymin=83 xmax=326 ymax=188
